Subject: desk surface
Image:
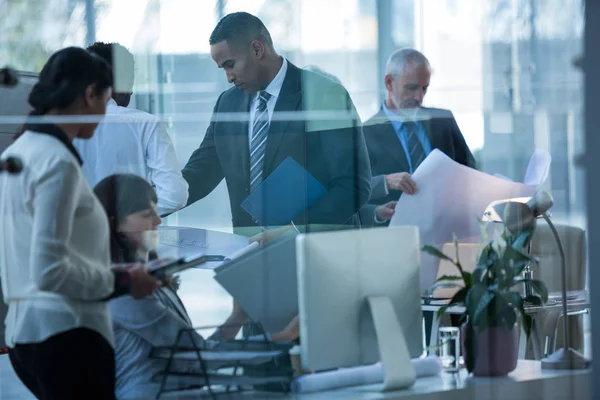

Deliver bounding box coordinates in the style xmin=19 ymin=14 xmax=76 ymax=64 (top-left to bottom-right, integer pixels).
xmin=0 ymin=356 xmax=590 ymax=400
xmin=422 ymin=290 xmax=590 ymax=315
xmin=153 ymin=360 xmax=589 ymax=400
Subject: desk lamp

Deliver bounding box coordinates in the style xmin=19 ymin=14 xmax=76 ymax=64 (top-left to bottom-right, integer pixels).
xmin=484 ymin=191 xmax=590 ymax=370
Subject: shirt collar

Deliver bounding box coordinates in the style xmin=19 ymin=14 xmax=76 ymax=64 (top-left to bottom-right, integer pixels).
xmin=382 ymin=102 xmax=421 ymax=126
xmin=256 ymin=57 xmax=288 ymax=101
xmin=24 ymin=122 xmax=83 ymax=165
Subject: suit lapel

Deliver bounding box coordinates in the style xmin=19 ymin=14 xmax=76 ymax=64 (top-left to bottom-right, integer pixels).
xmin=370 ymin=108 xmax=410 ymax=173
xmin=232 ymin=92 xmax=251 ymax=186
xmin=264 ymin=63 xmax=302 ymax=174
xmin=419 ymin=107 xmax=442 ymax=151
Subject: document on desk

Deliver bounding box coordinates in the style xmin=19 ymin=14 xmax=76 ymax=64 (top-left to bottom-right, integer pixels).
xmin=292 ymin=356 xmax=441 ymax=393
xmin=389 ymin=150 xmax=538 ymax=291
xmin=157 ymin=227 xmax=252 ymax=270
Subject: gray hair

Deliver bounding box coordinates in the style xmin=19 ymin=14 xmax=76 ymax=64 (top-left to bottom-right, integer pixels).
xmin=385 ymin=48 xmax=431 ymax=77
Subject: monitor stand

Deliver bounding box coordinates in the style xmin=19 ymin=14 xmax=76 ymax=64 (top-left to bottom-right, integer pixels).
xmin=368 ymin=296 xmax=417 ymax=391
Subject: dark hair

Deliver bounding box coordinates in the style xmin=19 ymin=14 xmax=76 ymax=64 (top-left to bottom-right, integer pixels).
xmin=209 ymin=12 xmax=273 ymax=49
xmin=87 ymin=42 xmax=135 ymax=93
xmin=94 ymin=174 xmax=157 ymax=263
xmin=28 ymin=47 xmax=112 ymax=116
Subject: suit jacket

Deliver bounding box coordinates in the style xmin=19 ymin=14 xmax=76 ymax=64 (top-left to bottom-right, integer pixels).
xmin=182 ymin=62 xmax=371 ymax=233
xmin=360 ymin=107 xmax=476 ymax=226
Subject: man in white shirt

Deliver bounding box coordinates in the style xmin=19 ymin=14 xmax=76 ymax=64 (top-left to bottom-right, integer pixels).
xmin=74 ymin=42 xmax=188 ymax=216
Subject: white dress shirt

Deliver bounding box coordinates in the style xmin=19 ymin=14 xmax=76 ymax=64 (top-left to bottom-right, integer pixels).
xmin=248 ymin=57 xmax=289 ymax=145
xmin=0 ymin=130 xmax=115 ymax=348
xmin=74 ymin=99 xmax=189 ymax=216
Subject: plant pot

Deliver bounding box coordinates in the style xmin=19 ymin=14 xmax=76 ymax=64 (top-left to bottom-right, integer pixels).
xmin=461 ymin=325 xmax=518 ymax=377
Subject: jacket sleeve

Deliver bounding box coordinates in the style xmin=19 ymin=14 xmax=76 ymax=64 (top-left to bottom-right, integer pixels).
xmin=369 ymin=174 xmax=389 ymax=201
xmin=448 ymin=112 xmax=476 ymax=169
xmin=181 ymin=94 xmax=226 ymax=207
xmin=30 ymin=160 xmax=114 ymax=300
xmin=292 ymin=84 xmax=371 ymax=226
xmin=145 ymin=119 xmax=189 ymax=216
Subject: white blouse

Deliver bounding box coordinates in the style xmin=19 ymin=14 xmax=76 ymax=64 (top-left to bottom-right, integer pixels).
xmin=0 ymin=129 xmax=115 ymax=348
xmin=73 ymin=99 xmax=189 ymax=216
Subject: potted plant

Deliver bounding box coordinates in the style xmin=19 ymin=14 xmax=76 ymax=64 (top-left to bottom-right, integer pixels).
xmin=424 ymin=225 xmax=549 ymax=376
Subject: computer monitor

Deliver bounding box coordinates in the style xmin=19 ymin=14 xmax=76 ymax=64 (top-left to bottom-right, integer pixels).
xmin=296 ymin=226 xmax=423 ymax=391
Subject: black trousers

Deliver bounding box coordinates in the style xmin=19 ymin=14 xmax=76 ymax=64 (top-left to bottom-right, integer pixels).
xmin=9 ymin=328 xmax=116 ymax=400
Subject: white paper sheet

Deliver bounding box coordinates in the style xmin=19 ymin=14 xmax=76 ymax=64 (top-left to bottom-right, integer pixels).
xmin=225 ymin=242 xmax=260 ymax=261
xmin=524 ymin=149 xmax=551 ymax=185
xmin=157 ymin=227 xmax=251 ymax=270
xmin=389 ymin=150 xmax=538 ymax=292
xmin=292 ymin=356 xmax=441 ymax=393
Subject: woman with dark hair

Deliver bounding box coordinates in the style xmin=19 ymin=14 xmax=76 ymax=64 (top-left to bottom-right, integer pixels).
xmin=0 ymin=47 xmax=160 ymax=400
xmin=94 ymin=174 xmax=205 ymax=399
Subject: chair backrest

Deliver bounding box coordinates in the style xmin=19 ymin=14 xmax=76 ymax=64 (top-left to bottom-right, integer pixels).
xmin=433 ymin=243 xmax=480 ymax=298
xmin=529 ymin=222 xmax=586 ymax=293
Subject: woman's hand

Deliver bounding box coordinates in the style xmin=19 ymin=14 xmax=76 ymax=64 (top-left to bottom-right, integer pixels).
xmin=126 ymin=265 xmax=162 ymax=299
xmin=249 ymin=225 xmax=296 ymax=246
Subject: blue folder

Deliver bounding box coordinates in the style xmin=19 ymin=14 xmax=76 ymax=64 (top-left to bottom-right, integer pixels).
xmin=241 ymin=157 xmax=327 ymax=227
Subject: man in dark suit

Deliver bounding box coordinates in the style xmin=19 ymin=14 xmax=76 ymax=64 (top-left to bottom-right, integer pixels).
xmin=182 ymin=12 xmax=371 ymax=239
xmin=361 ymin=48 xmax=475 ymax=226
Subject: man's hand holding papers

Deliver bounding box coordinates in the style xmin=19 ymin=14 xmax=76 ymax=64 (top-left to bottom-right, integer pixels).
xmin=389 ymin=149 xmax=538 ymax=292
xmin=385 ymin=172 xmax=418 ymax=194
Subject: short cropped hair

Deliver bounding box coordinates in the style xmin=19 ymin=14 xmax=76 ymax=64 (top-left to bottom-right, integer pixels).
xmin=209 ymin=12 xmax=273 ymax=50
xmin=385 ymin=48 xmax=431 ymax=77
xmin=87 ymin=42 xmax=135 ymax=93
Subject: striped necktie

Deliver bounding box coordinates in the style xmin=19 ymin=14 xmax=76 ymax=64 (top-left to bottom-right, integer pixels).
xmin=249 ymin=91 xmax=272 ymax=192
xmin=404 ymin=121 xmax=426 ymax=172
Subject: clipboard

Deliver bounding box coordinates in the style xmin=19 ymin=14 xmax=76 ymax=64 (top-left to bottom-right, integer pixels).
xmin=148 ymin=254 xmax=225 ymax=279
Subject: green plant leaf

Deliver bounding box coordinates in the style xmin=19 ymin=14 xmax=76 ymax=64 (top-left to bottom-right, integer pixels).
xmin=435 ymin=287 xmax=468 ymax=321
xmin=495 ymin=254 xmax=517 ymax=290
xmin=478 ymin=217 xmax=490 ymax=245
xmin=466 ymin=284 xmax=495 ymax=328
xmin=452 ymin=233 xmax=460 ymax=264
xmin=507 ymin=229 xmax=533 ymax=250
xmin=464 ymin=322 xmax=476 ymax=373
xmin=503 ymin=245 xmax=538 ymax=269
xmin=493 ymin=293 xmax=517 ymax=330
xmin=486 ymin=257 xmax=505 ymax=286
xmin=500 ymin=291 xmax=532 ymax=337
xmin=463 ymin=272 xmax=474 ymax=288
xmin=499 ymin=291 xmax=522 ymax=308
xmin=421 ymin=245 xmax=454 ymax=262
xmin=473 ymin=245 xmax=497 ymax=283
xmin=511 ymin=279 xmax=549 ymax=302
xmin=426 ymin=281 xmax=462 ymax=296
xmin=435 ymin=275 xmax=463 ymax=283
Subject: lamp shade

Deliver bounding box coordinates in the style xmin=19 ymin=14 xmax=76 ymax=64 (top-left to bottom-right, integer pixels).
xmin=483 ymin=191 xmax=554 ymax=233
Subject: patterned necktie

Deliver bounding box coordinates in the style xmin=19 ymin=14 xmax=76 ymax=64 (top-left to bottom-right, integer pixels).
xmin=404 ymin=121 xmax=426 ymax=172
xmin=249 ymin=91 xmax=272 ymax=192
